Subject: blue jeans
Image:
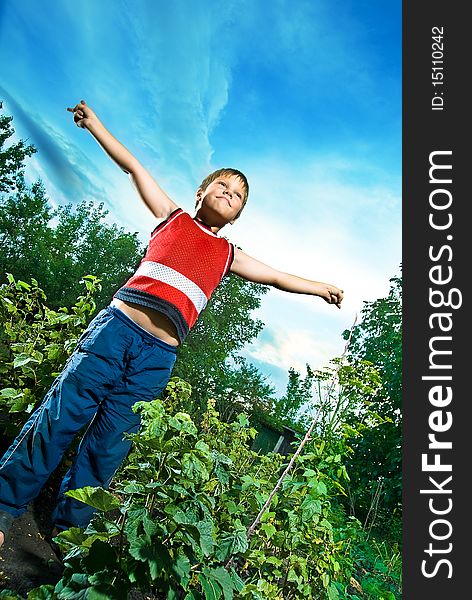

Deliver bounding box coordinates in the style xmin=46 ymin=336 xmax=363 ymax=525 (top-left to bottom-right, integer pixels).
xmin=0 ymin=305 xmax=176 ymax=532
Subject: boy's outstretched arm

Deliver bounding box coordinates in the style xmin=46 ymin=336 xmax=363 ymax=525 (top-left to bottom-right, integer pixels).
xmin=67 ymin=100 xmax=178 ymax=219
xmin=230 ymin=248 xmax=344 ymax=308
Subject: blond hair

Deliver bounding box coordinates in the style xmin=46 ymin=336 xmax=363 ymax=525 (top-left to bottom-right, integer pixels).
xmin=198 ymin=168 xmax=249 ymax=207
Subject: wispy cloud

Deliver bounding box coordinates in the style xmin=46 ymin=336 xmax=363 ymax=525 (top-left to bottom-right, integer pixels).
xmin=112 ymin=1 xmax=247 ymax=186
xmin=0 ymin=89 xmax=113 ymax=207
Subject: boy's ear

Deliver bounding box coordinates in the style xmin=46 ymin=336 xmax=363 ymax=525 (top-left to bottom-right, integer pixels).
xmin=195 ymin=187 xmax=203 ymax=209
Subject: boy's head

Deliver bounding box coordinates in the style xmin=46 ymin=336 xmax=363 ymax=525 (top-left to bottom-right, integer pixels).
xmin=195 ymin=168 xmax=249 ymax=226
xmin=198 ymin=168 xmax=249 ymax=204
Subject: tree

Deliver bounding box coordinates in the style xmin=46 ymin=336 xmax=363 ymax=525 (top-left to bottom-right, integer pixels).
xmin=346 ymin=275 xmax=402 ymax=422
xmin=0 ymin=178 xmax=144 ymax=309
xmin=342 ymin=274 xmax=402 ymax=530
xmin=271 ymin=365 xmax=315 ymax=427
xmin=0 ymin=101 xmax=37 ymax=193
xmin=211 ymin=358 xmax=274 ymax=423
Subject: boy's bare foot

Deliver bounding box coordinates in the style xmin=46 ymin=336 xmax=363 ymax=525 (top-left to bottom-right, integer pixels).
xmin=0 ymin=530 xmax=4 ymax=547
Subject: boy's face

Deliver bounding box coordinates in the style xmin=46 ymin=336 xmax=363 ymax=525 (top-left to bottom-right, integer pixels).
xmin=195 ymin=175 xmax=246 ymax=227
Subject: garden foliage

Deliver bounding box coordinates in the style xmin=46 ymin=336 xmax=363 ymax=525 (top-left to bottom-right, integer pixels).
xmin=0 ymin=274 xmax=100 ymax=438
xmin=0 ymin=277 xmax=401 ymax=599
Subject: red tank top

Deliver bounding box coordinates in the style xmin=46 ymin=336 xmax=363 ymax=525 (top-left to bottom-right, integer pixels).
xmin=114 ymin=208 xmax=234 ymax=343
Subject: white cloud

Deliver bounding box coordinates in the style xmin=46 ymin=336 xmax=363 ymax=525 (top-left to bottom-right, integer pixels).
xmin=115 ymin=1 xmax=244 ymax=186
xmin=245 ymin=324 xmax=344 ymax=376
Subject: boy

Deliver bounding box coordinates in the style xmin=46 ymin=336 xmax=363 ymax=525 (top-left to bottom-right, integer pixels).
xmin=0 ymin=100 xmax=343 ymax=547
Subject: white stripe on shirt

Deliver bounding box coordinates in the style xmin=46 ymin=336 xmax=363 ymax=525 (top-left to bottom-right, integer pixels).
xmin=134 ymin=261 xmax=208 ymax=313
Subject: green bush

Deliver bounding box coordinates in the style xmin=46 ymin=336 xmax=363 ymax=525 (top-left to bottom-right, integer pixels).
xmin=0 ymin=278 xmax=401 ymax=599
xmin=39 ymin=381 xmax=354 ymax=599
xmin=0 ymin=274 xmax=100 ymax=438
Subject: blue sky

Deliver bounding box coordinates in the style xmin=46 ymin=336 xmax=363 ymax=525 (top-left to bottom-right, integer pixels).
xmin=0 ymin=0 xmax=401 ymax=394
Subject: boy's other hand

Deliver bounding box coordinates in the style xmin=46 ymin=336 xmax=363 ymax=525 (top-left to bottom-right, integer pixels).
xmin=67 ymin=100 xmax=97 ymax=129
xmin=317 ymin=284 xmax=344 ymax=309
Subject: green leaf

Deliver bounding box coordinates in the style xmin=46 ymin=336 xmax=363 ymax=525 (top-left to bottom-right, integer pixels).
xmin=0 ymin=388 xmax=20 ymax=399
xmin=327 ymin=582 xmax=340 ymax=600
xmin=259 ymin=511 xmax=275 ymax=523
xmin=195 ymin=440 xmax=211 ymax=454
xmin=198 ymin=573 xmax=222 ymax=600
xmin=225 ymin=500 xmax=243 ymax=515
xmin=374 ymin=559 xmax=388 ymax=573
xmin=229 ymin=569 xmax=245 ymax=593
xmin=237 ymin=414 xmax=249 ymax=427
xmin=121 ymin=483 xmax=146 ymax=495
xmin=287 ymin=569 xmax=299 ymax=583
xmin=13 ymin=354 xmax=39 ymax=369
xmin=217 ymin=520 xmax=248 ymax=560
xmin=195 ymin=519 xmax=215 ymax=556
xmin=26 ymin=587 xmax=55 ymax=600
xmin=302 ymin=468 xmax=317 ymax=478
xmin=166 ymin=588 xmax=179 ymax=600
xmin=265 ymin=556 xmax=281 ymax=566
xmin=182 ymin=453 xmax=210 ymax=484
xmin=55 ymin=572 xmax=89 ymax=599
xmin=240 ymin=475 xmax=259 ymax=491
xmin=126 ymin=508 xmax=160 ymax=542
xmin=214 ymin=463 xmax=230 ymax=485
xmin=46 ymin=344 xmax=62 ymax=361
xmin=260 ymin=523 xmax=276 ymax=539
xmin=209 ymin=567 xmax=236 ymax=600
xmin=168 ymin=413 xmax=198 ymax=434
xmin=320 ymin=518 xmax=333 ymax=530
xmin=173 ymin=509 xmax=199 ymax=526
xmin=54 ymin=527 xmax=87 ymax=549
xmin=84 ymin=517 xmax=120 ymax=538
xmin=128 ymin=536 xmax=170 ymax=580
xmin=85 ymin=590 xmax=111 ymax=600
xmin=64 ymin=486 xmax=121 ymax=512
xmin=9 ymin=395 xmax=31 ymax=413
xmin=172 ymin=553 xmax=192 ymax=588
xmin=212 ymin=451 xmax=232 ymax=465
xmin=300 ymin=495 xmax=322 ymax=520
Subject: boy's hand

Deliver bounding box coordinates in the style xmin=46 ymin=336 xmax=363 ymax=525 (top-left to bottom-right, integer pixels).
xmin=316 ymin=284 xmax=344 ymax=308
xmin=66 ymin=100 xmax=97 ymax=130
